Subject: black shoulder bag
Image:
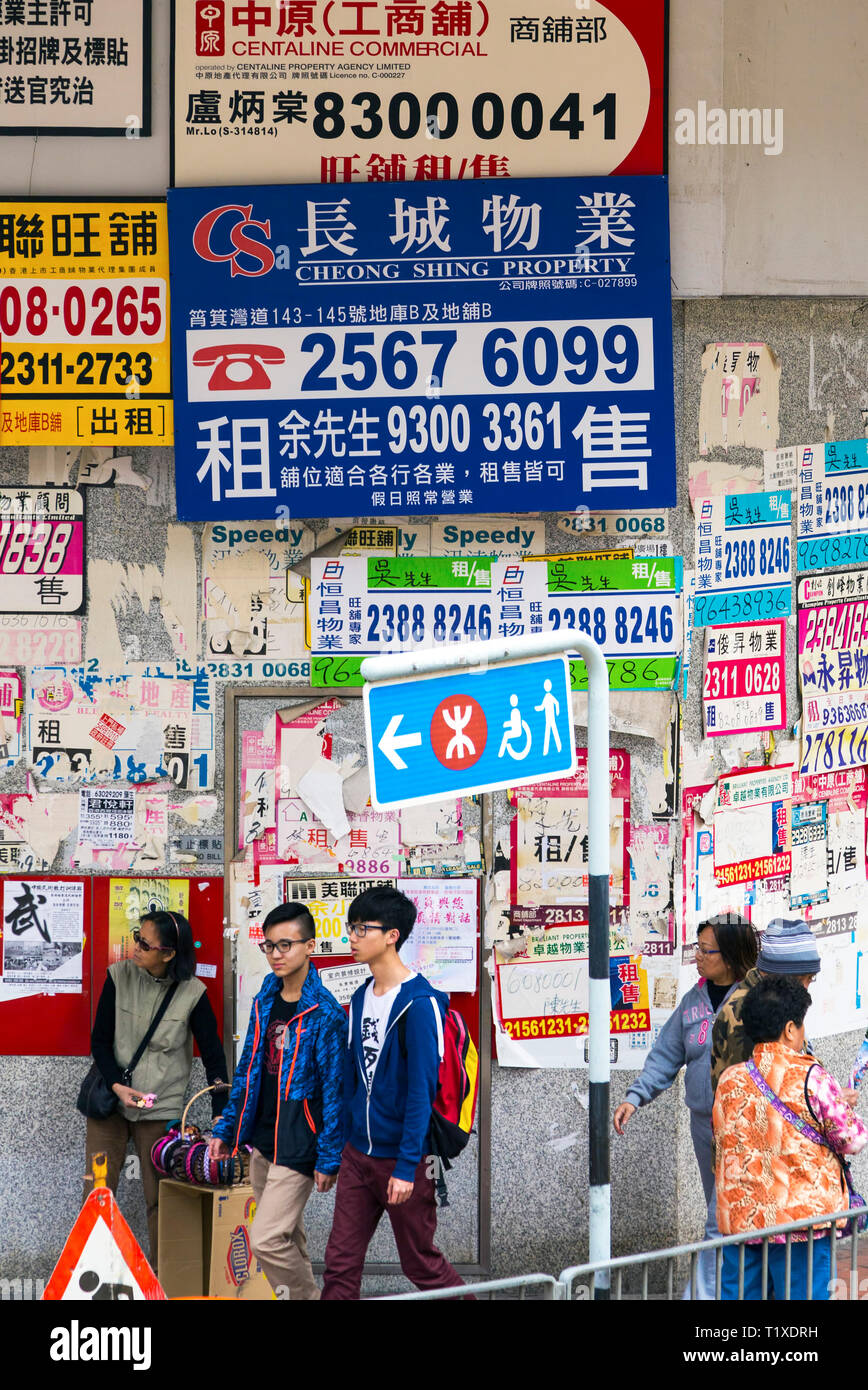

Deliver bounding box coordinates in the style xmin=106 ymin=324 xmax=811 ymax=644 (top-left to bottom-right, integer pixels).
xmin=77 ymin=982 xmax=179 ymax=1120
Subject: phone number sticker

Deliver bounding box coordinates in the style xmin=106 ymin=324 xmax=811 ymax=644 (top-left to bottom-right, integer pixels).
xmin=702 ymin=620 xmax=785 ymax=737
xmin=798 ymin=565 xmax=868 ymax=771
xmin=694 ymin=490 xmax=792 ymax=628
xmin=0 ymin=200 xmax=172 ymax=447
xmin=785 ymin=438 xmax=868 ymax=572
xmin=0 ymin=488 xmax=83 ymax=613
xmin=168 ymin=175 xmax=676 ymax=520
xmin=310 ymin=555 xmax=682 ymax=689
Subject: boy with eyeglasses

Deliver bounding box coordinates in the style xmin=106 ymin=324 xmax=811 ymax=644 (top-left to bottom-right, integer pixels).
xmin=321 ymin=885 xmax=465 ymax=1300
xmin=208 ymin=902 xmax=346 ymax=1299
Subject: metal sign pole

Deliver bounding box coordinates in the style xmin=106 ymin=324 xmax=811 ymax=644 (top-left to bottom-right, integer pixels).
xmin=576 ymin=635 xmax=612 ymax=1298
xmin=361 ymin=630 xmax=612 ymax=1281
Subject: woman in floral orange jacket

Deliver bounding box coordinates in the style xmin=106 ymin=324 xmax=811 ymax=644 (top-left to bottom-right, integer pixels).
xmin=713 ymin=975 xmax=868 ymax=1300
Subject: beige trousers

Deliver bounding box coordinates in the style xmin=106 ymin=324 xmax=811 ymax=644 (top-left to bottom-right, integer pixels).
xmin=248 ymin=1147 xmax=320 ymax=1300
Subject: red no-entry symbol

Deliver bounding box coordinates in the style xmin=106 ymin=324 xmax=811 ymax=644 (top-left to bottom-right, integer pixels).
xmin=430 ymin=695 xmax=487 ymax=769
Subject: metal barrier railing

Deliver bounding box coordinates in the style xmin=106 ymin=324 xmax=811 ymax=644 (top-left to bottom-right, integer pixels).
xmin=375 ymin=1205 xmax=867 ymax=1301
xmin=559 ymin=1205 xmax=868 ymax=1301
xmin=376 ymin=1272 xmax=564 ymax=1301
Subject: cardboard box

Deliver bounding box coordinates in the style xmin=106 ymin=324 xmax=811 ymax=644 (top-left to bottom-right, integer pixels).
xmin=158 ymin=1180 xmax=272 ymax=1299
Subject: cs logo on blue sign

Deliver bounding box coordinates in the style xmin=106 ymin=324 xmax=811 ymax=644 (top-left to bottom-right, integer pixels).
xmin=192 ymin=202 xmax=290 ymax=277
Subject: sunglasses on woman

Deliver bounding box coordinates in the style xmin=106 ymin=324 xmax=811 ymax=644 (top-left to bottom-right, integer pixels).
xmin=131 ymin=929 xmax=172 ymax=953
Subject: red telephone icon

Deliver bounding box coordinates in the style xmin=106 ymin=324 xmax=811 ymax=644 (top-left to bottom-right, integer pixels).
xmin=192 ymin=343 xmax=285 ymax=391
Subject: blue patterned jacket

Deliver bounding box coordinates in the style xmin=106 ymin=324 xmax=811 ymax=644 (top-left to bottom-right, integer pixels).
xmin=213 ymin=965 xmax=347 ymax=1173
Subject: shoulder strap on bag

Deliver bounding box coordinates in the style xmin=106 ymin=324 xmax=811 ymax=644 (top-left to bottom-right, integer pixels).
xmin=124 ymin=981 xmax=179 ymax=1076
xmin=746 ymin=1057 xmax=828 ymax=1147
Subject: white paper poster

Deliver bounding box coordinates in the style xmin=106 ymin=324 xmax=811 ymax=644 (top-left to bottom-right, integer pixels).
xmin=1 ymin=878 xmax=84 ymax=993
xmin=78 ymin=787 xmax=135 ymax=847
xmin=400 ymin=879 xmax=477 ymax=993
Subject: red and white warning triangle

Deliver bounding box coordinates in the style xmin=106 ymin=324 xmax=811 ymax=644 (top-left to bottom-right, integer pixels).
xmin=44 ymin=1188 xmax=166 ymax=1300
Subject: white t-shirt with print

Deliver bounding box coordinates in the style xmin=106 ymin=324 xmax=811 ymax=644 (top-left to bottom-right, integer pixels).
xmin=361 ymin=975 xmax=416 ymax=1093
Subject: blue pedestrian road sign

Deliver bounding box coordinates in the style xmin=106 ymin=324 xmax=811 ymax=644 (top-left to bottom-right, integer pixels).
xmin=364 ymin=656 xmax=576 ymax=810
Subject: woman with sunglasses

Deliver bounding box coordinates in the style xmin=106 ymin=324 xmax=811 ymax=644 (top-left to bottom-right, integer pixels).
xmin=84 ymin=910 xmax=227 ymax=1271
xmin=612 ymin=912 xmax=758 ymax=1298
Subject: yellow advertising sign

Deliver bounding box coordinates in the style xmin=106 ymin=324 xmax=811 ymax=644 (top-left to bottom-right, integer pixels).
xmin=0 ymin=200 xmax=172 ymax=446
xmin=107 ymin=877 xmax=190 ymax=966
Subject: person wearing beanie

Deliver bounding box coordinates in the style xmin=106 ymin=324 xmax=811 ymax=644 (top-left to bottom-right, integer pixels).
xmin=710 ymin=917 xmax=820 ymax=1094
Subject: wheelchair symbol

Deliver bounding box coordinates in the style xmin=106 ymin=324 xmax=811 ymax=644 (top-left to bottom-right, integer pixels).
xmin=497 ymin=694 xmax=532 ymax=761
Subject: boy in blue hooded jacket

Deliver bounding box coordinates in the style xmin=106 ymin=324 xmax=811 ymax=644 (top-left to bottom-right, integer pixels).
xmin=208 ymin=902 xmax=346 ymax=1299
xmin=321 ymin=885 xmax=465 ymax=1300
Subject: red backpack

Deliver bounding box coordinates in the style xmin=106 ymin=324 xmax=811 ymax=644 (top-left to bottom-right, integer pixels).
xmin=398 ymin=1004 xmax=479 ymax=1206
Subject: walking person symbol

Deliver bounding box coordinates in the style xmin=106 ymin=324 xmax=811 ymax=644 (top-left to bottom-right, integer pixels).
xmin=498 ymin=694 xmax=532 ymax=761
xmin=534 ymin=679 xmax=562 ymax=756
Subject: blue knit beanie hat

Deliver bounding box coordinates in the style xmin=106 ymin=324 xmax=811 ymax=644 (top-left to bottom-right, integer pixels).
xmin=757 ymin=918 xmax=821 ymax=975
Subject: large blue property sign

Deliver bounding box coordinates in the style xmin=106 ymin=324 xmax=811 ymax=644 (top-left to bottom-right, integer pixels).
xmin=168 ymin=176 xmax=675 ymax=520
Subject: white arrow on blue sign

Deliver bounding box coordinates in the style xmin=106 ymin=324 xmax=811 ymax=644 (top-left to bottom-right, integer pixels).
xmin=364 ymin=655 xmax=576 ymax=810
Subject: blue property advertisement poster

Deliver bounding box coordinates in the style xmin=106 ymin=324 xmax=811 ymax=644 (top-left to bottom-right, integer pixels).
xmin=168 ymin=176 xmax=675 ymax=520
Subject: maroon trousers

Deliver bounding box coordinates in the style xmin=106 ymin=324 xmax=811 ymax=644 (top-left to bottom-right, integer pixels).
xmin=321 ymin=1143 xmax=465 ymax=1300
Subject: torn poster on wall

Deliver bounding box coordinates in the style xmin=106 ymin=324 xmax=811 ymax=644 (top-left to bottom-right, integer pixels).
xmin=278 ymin=877 xmax=398 ymax=956
xmin=712 ymin=766 xmax=793 ymax=889
xmin=703 ymin=621 xmax=786 ymax=737
xmin=27 ymin=664 xmax=213 ymax=788
xmin=698 ymin=342 xmax=780 ymax=455
xmin=0 ymin=670 xmax=23 ymax=771
xmin=1 ymin=878 xmax=84 ymax=993
xmin=694 ymin=490 xmax=792 ymax=629
xmin=504 ymin=902 xmax=631 ymax=963
xmin=786 ymin=438 xmax=868 ymax=573
xmin=0 ymin=615 xmax=81 ymax=667
xmin=0 ymin=794 xmax=49 ymax=875
xmin=798 ymin=568 xmax=868 ymax=775
xmin=510 ymin=749 xmax=630 ymax=906
xmin=491 ymin=946 xmax=678 ymax=1070
xmin=804 ymin=925 xmax=868 ymax=1039
xmin=203 ymin=520 xmax=314 ymax=680
xmin=793 ymin=768 xmax=867 ymax=908
xmin=86 ymin=525 xmax=198 ymax=670
xmin=688 ymin=455 xmax=763 ymax=505
xmin=789 ymin=802 xmax=828 ymax=909
xmin=682 ymin=784 xmax=751 ymax=948
xmin=0 ymin=488 xmax=84 ymax=613
xmin=74 ymin=789 xmax=168 ymax=873
xmin=627 ymin=823 xmax=675 ymax=955
xmin=78 ymin=787 xmax=135 ymax=848
xmin=0 ymin=786 xmax=79 ymax=875
xmin=277 ymin=805 xmax=403 ymax=877
xmin=399 ymin=879 xmax=477 ymax=994
xmin=682 ymin=768 xmax=868 ymax=946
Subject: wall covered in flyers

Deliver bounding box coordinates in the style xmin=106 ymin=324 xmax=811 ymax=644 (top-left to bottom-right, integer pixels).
xmin=681 ymin=770 xmax=868 ymax=1042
